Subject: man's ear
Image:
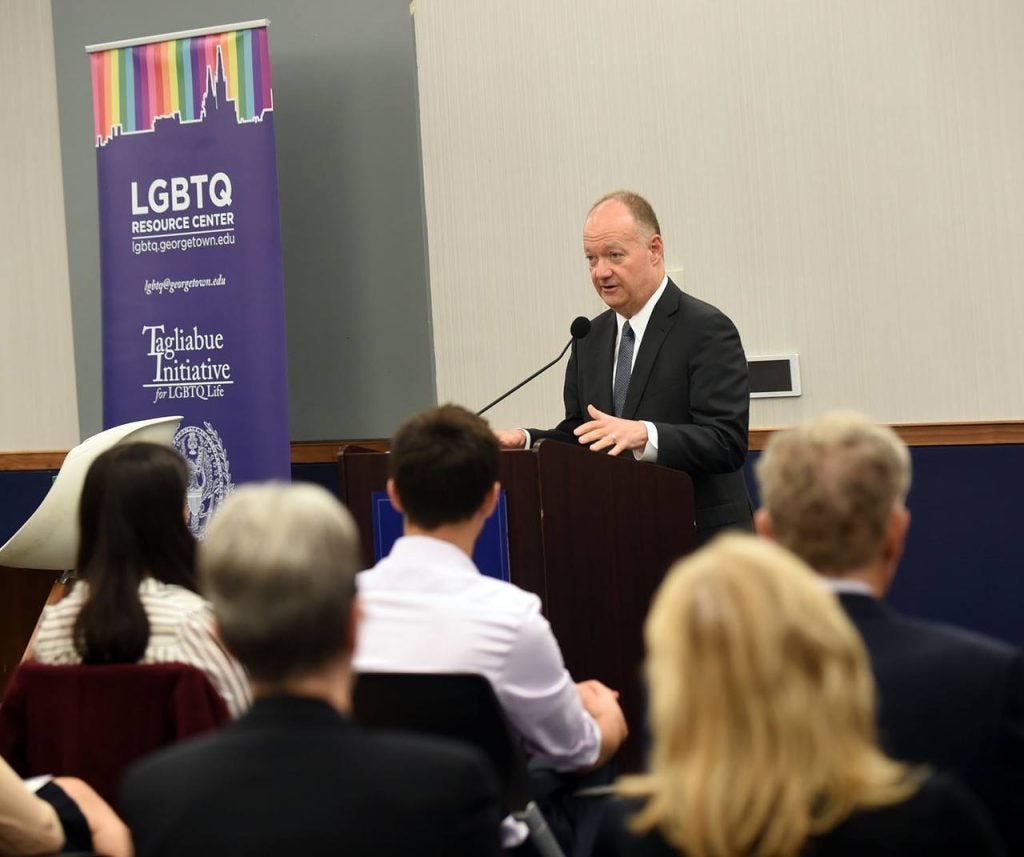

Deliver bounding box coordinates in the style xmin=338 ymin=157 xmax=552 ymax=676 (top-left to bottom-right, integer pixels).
xmin=754 ymin=508 xmax=775 ymax=540
xmin=882 ymin=505 xmax=911 ymax=565
xmin=385 ymin=478 xmax=404 ymax=514
xmin=480 ymin=482 xmax=501 ymax=520
xmin=648 ymin=233 xmax=664 ymax=265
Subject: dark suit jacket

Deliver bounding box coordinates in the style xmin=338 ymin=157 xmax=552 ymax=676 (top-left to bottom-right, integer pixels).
xmin=120 ymin=695 xmax=502 ymax=857
xmin=840 ymin=593 xmax=1024 ymax=853
xmin=593 ymin=771 xmax=1003 ymax=856
xmin=530 ymin=280 xmax=751 ymax=540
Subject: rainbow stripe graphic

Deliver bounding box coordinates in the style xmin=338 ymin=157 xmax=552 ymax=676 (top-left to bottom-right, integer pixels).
xmin=90 ymin=27 xmax=273 ymax=147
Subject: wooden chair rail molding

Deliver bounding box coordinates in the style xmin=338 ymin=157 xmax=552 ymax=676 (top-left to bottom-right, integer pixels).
xmin=2 ymin=423 xmax=1023 ymax=471
xmin=748 ymin=420 xmax=1024 ymax=451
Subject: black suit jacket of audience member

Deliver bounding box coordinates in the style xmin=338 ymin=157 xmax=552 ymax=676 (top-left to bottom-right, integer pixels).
xmin=592 ymin=771 xmax=1004 ymax=857
xmin=120 ymin=694 xmax=502 ymax=857
xmin=528 ymin=280 xmax=752 ymax=542
xmin=839 ymin=592 xmax=1024 ymax=854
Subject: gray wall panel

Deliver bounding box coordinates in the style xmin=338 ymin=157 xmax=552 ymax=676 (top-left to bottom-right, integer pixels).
xmin=51 ymin=0 xmax=435 ymax=440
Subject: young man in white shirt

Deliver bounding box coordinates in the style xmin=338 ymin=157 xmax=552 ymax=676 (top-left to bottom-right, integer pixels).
xmin=355 ymin=404 xmax=628 ymax=851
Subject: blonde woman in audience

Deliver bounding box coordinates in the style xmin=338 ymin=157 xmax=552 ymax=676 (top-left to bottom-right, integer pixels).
xmin=31 ymin=442 xmax=250 ymax=717
xmin=595 ymin=534 xmax=1003 ymax=857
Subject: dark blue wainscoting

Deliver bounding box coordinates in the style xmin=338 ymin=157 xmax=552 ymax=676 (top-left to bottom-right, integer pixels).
xmin=4 ymin=446 xmax=1022 ymax=648
xmin=744 ymin=445 xmax=1024 ymax=649
xmin=0 ymin=471 xmax=59 ymax=547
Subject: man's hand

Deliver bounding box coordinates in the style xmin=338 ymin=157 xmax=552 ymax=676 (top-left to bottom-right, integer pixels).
xmin=576 ymin=679 xmax=628 ymax=768
xmin=494 ymin=429 xmax=528 ymax=449
xmin=574 ymin=404 xmax=648 ymax=456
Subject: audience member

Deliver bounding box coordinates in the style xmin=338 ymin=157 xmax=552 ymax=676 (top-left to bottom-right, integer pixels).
xmin=596 ymin=534 xmax=1003 ymax=857
xmin=119 ymin=483 xmax=501 ymax=857
xmin=354 ymin=403 xmax=628 ymax=851
xmin=31 ymin=442 xmax=250 ymax=717
xmin=755 ymin=411 xmax=1024 ymax=853
xmin=0 ymin=756 xmax=131 ymax=857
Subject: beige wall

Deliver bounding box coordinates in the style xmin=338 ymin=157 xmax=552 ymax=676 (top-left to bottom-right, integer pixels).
xmin=7 ymin=1 xmax=1024 ymax=451
xmin=0 ymin=0 xmax=78 ymax=450
xmin=414 ymin=1 xmax=1024 ymax=430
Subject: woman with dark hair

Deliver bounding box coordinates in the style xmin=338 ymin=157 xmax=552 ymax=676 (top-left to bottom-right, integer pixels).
xmin=32 ymin=442 xmax=250 ymax=717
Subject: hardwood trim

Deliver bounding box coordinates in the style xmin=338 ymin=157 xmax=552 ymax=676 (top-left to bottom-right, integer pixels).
xmin=749 ymin=420 xmax=1024 ymax=451
xmin=2 ymin=423 xmax=1021 ymax=470
xmin=0 ymin=451 xmax=68 ymax=470
xmin=289 ymin=439 xmax=389 ymax=463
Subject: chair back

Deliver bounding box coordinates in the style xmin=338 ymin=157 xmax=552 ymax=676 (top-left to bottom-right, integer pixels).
xmin=353 ymin=672 xmax=532 ymax=814
xmin=0 ymin=661 xmax=230 ymax=807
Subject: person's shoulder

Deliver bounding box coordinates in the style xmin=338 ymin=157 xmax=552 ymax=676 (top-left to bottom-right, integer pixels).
xmin=913 ymin=771 xmax=1005 ymax=853
xmin=139 ymin=579 xmax=211 ymax=625
xmin=670 ymin=284 xmax=732 ymax=322
xmin=119 ymin=726 xmax=230 ymax=819
xmin=872 ymin=604 xmax=1021 ymax=668
xmin=469 ymin=576 xmax=545 ymax=626
xmin=348 ymin=728 xmax=501 ymax=812
xmin=834 ymin=771 xmax=1005 ymax=856
xmin=362 ymin=727 xmax=491 ymax=771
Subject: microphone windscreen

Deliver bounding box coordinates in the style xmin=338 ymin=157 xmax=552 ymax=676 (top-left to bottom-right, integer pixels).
xmin=570 ymin=316 xmax=592 ymax=339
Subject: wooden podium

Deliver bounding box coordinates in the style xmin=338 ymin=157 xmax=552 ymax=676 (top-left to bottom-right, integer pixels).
xmin=338 ymin=440 xmax=697 ymax=771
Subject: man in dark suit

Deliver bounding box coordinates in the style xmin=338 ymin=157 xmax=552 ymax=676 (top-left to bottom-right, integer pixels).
xmin=754 ymin=411 xmax=1024 ymax=853
xmin=119 ymin=483 xmax=501 ymax=857
xmin=497 ymin=190 xmax=751 ymax=542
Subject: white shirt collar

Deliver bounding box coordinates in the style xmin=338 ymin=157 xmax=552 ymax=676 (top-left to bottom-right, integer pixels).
xmin=615 ymin=275 xmax=668 ymax=345
xmin=823 ymin=577 xmax=876 ymax=597
xmin=384 ymin=534 xmax=480 ymax=577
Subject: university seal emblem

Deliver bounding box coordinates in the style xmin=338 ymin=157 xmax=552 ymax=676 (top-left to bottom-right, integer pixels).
xmin=174 ymin=421 xmax=233 ymax=538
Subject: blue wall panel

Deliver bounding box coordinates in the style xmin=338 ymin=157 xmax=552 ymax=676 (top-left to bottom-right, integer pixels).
xmin=5 ymin=446 xmax=1022 ymax=648
xmin=0 ymin=471 xmax=58 ymax=547
xmin=745 ymin=445 xmax=1024 ymax=648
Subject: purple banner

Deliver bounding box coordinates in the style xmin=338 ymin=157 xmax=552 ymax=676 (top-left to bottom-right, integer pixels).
xmin=90 ymin=24 xmax=290 ymax=535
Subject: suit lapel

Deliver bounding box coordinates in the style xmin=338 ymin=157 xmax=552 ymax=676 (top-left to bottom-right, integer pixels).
xmin=622 ymin=282 xmax=681 ymax=419
xmin=586 ymin=312 xmax=617 ymax=414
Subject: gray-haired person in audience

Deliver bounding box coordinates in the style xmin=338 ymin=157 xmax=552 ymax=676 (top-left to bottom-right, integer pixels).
xmin=755 ymin=410 xmax=1024 ymax=854
xmin=118 ymin=482 xmax=501 ymax=857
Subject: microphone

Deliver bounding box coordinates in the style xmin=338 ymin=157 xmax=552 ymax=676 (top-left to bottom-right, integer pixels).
xmin=477 ymin=316 xmax=591 ymax=416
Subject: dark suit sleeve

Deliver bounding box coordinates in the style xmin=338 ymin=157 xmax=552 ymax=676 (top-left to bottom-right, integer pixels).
xmin=652 ymin=306 xmax=748 ymax=475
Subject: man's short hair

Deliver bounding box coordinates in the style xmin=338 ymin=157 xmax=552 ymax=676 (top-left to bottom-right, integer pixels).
xmin=198 ymin=482 xmax=361 ymax=683
xmin=390 ymin=404 xmax=499 ymax=530
xmin=755 ymin=411 xmax=911 ymax=575
xmin=590 ymin=190 xmax=662 ymax=239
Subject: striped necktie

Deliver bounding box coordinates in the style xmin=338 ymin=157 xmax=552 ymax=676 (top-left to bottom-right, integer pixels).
xmin=613 ymin=321 xmax=635 ymax=417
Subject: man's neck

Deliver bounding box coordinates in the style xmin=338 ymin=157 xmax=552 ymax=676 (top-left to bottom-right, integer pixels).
xmin=403 ymin=521 xmax=478 ymax=558
xmin=251 ymin=658 xmax=354 ymax=714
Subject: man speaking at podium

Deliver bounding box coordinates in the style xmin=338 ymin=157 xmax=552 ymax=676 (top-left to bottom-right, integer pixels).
xmin=496 ymin=190 xmax=752 ymax=543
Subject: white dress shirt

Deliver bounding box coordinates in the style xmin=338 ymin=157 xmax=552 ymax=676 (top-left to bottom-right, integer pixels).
xmin=521 ymin=275 xmax=669 ymax=459
xmin=354 ymin=535 xmax=600 ymax=769
xmin=613 ymin=275 xmax=668 ymax=462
